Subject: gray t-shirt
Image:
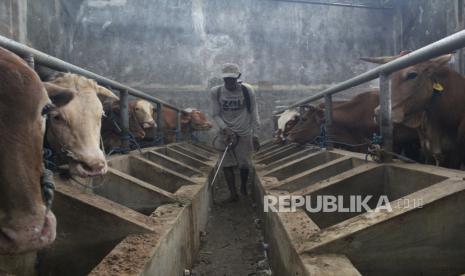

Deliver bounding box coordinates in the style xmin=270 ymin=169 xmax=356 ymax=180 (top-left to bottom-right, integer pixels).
xmin=210 ymin=83 xmax=260 ymax=136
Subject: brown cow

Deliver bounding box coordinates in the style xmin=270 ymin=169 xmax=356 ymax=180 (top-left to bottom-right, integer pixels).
xmin=152 ymin=107 xmax=212 ymax=143
xmin=45 ymin=73 xmax=119 ymax=177
xmin=362 ymin=54 xmax=461 ymax=167
xmin=0 ymin=47 xmax=74 ymax=254
xmin=288 ymin=91 xmax=379 ymax=152
xmin=287 ymin=90 xmax=421 ymax=156
xmin=101 ymin=99 xmax=157 ymax=151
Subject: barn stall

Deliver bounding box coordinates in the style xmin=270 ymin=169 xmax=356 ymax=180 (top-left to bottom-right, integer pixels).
xmin=1 ymin=0 xmax=465 ymax=275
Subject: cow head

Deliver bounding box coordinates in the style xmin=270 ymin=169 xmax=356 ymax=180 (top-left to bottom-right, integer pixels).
xmin=362 ymin=52 xmax=452 ymax=128
xmin=133 ymin=100 xmax=157 ymax=129
xmin=0 ymin=48 xmax=74 ymax=254
xmin=45 ymin=73 xmax=118 ymax=178
xmin=275 ymin=109 xmax=301 ymax=144
xmin=287 ymin=106 xmax=324 ymax=144
xmin=182 ymin=108 xmax=212 ymax=130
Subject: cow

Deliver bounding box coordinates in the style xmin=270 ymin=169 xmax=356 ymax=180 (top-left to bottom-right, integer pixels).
xmin=287 ymin=90 xmax=421 ymax=156
xmin=44 ymin=73 xmax=119 ymax=177
xmin=275 ymin=109 xmax=300 ymax=144
xmin=151 ymin=107 xmax=212 ymax=143
xmin=0 ymin=47 xmax=74 ymax=254
xmin=361 ymin=53 xmax=462 ymax=167
xmin=287 ymin=91 xmax=378 ymax=152
xmin=101 ymin=99 xmax=157 ymax=152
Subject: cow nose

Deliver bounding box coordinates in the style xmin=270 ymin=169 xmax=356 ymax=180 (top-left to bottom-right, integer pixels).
xmin=142 ymin=120 xmax=156 ymax=129
xmin=83 ymin=158 xmax=107 ymax=174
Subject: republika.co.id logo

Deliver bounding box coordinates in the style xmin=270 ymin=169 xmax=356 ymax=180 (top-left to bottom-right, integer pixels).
xmin=263 ymin=195 xmax=423 ymax=213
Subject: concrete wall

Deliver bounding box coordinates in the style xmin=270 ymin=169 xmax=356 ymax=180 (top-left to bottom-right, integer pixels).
xmin=0 ymin=0 xmax=84 ymax=57
xmin=69 ymin=0 xmax=394 ymax=90
xmin=393 ymin=0 xmax=465 ymax=73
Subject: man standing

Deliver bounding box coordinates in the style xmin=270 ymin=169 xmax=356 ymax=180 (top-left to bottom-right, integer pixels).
xmin=211 ymin=63 xmax=260 ymax=202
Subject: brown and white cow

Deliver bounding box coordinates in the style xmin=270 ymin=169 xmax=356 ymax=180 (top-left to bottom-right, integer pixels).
xmin=287 ymin=90 xmax=421 ymax=156
xmin=45 ymin=73 xmax=119 ymax=177
xmin=287 ymin=91 xmax=379 ymax=152
xmin=101 ymin=99 xmax=157 ymax=151
xmin=0 ymin=47 xmax=74 ymax=254
xmin=362 ymin=53 xmax=462 ymax=167
xmin=275 ymin=109 xmax=300 ymax=144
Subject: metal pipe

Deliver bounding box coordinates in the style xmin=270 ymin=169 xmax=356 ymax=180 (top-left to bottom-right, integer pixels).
xmin=156 ymin=103 xmax=164 ymax=144
xmin=379 ymin=74 xmax=393 ymax=159
xmin=324 ymin=94 xmax=333 ymax=149
xmin=119 ymin=90 xmax=130 ymax=149
xmin=176 ymin=111 xmax=182 ymax=142
xmin=275 ymin=30 xmax=465 ymax=114
xmin=0 ymin=35 xmax=185 ymax=113
xmin=263 ymin=0 xmax=392 ymax=10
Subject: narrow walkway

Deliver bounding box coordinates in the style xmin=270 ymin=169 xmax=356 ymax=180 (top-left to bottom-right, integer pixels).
xmin=191 ymin=173 xmax=268 ymax=276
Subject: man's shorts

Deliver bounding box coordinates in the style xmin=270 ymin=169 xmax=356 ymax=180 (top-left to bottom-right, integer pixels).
xmin=215 ymin=134 xmax=254 ymax=169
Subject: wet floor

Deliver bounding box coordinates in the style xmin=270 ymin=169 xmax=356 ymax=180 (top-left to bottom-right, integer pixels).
xmin=191 ymin=172 xmax=271 ymax=276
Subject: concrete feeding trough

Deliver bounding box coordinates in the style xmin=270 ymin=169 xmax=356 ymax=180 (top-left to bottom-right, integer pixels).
xmin=0 ymin=142 xmax=216 ymax=276
xmin=254 ymin=146 xmax=465 ymax=276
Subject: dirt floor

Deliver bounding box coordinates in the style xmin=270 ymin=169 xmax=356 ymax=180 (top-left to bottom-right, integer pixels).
xmin=191 ymin=172 xmax=272 ymax=276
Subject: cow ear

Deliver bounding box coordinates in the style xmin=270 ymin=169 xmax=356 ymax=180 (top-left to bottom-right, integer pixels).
xmin=110 ymin=101 xmax=121 ymax=115
xmin=43 ymin=82 xmax=75 ymax=108
xmin=429 ymin=54 xmax=453 ymax=71
xmin=314 ymin=108 xmax=326 ymax=124
xmin=96 ymin=86 xmax=119 ymax=103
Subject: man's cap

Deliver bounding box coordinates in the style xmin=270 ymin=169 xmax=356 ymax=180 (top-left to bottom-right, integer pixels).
xmin=221 ymin=63 xmax=241 ymax=78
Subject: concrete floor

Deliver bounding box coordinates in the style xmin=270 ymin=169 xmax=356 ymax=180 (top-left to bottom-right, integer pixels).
xmin=191 ymin=179 xmax=265 ymax=276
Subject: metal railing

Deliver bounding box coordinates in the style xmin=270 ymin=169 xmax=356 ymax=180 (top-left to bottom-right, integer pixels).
xmin=263 ymin=0 xmax=392 ymax=10
xmin=0 ymin=35 xmax=187 ymax=148
xmin=275 ymin=30 xmax=465 ymax=157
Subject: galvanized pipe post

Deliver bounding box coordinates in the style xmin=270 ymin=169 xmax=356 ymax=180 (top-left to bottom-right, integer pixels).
xmin=175 ymin=111 xmax=182 ymax=142
xmin=156 ymin=103 xmax=164 ymax=144
xmin=379 ymin=73 xmax=393 ymax=161
xmin=324 ymin=94 xmax=333 ymax=149
xmin=119 ymin=90 xmax=130 ymax=150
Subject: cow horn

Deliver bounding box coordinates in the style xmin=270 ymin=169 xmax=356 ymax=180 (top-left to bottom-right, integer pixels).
xmin=97 ymin=86 xmax=119 ymax=101
xmin=360 ymin=56 xmax=398 ymax=64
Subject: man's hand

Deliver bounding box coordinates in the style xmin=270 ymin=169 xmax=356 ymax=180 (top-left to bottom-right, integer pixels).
xmin=223 ymin=128 xmax=234 ymax=145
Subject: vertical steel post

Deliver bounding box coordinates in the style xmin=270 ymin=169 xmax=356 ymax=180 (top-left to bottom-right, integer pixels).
xmin=324 ymin=94 xmax=333 ymax=149
xmin=119 ymin=90 xmax=130 ymax=150
xmin=156 ymin=103 xmax=164 ymax=144
xmin=379 ymin=73 xmax=393 ymax=160
xmin=23 ymin=53 xmax=34 ymax=69
xmin=175 ymin=111 xmax=182 ymax=142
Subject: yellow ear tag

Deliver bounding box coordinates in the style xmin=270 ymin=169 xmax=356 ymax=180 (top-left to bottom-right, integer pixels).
xmin=433 ymin=82 xmax=444 ymax=92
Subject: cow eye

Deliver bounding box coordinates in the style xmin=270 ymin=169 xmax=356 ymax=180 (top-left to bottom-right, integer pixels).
xmin=406 ymin=71 xmax=418 ymax=80
xmin=301 ymin=117 xmax=307 ymax=122
xmin=51 ymin=113 xmax=63 ymax=122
